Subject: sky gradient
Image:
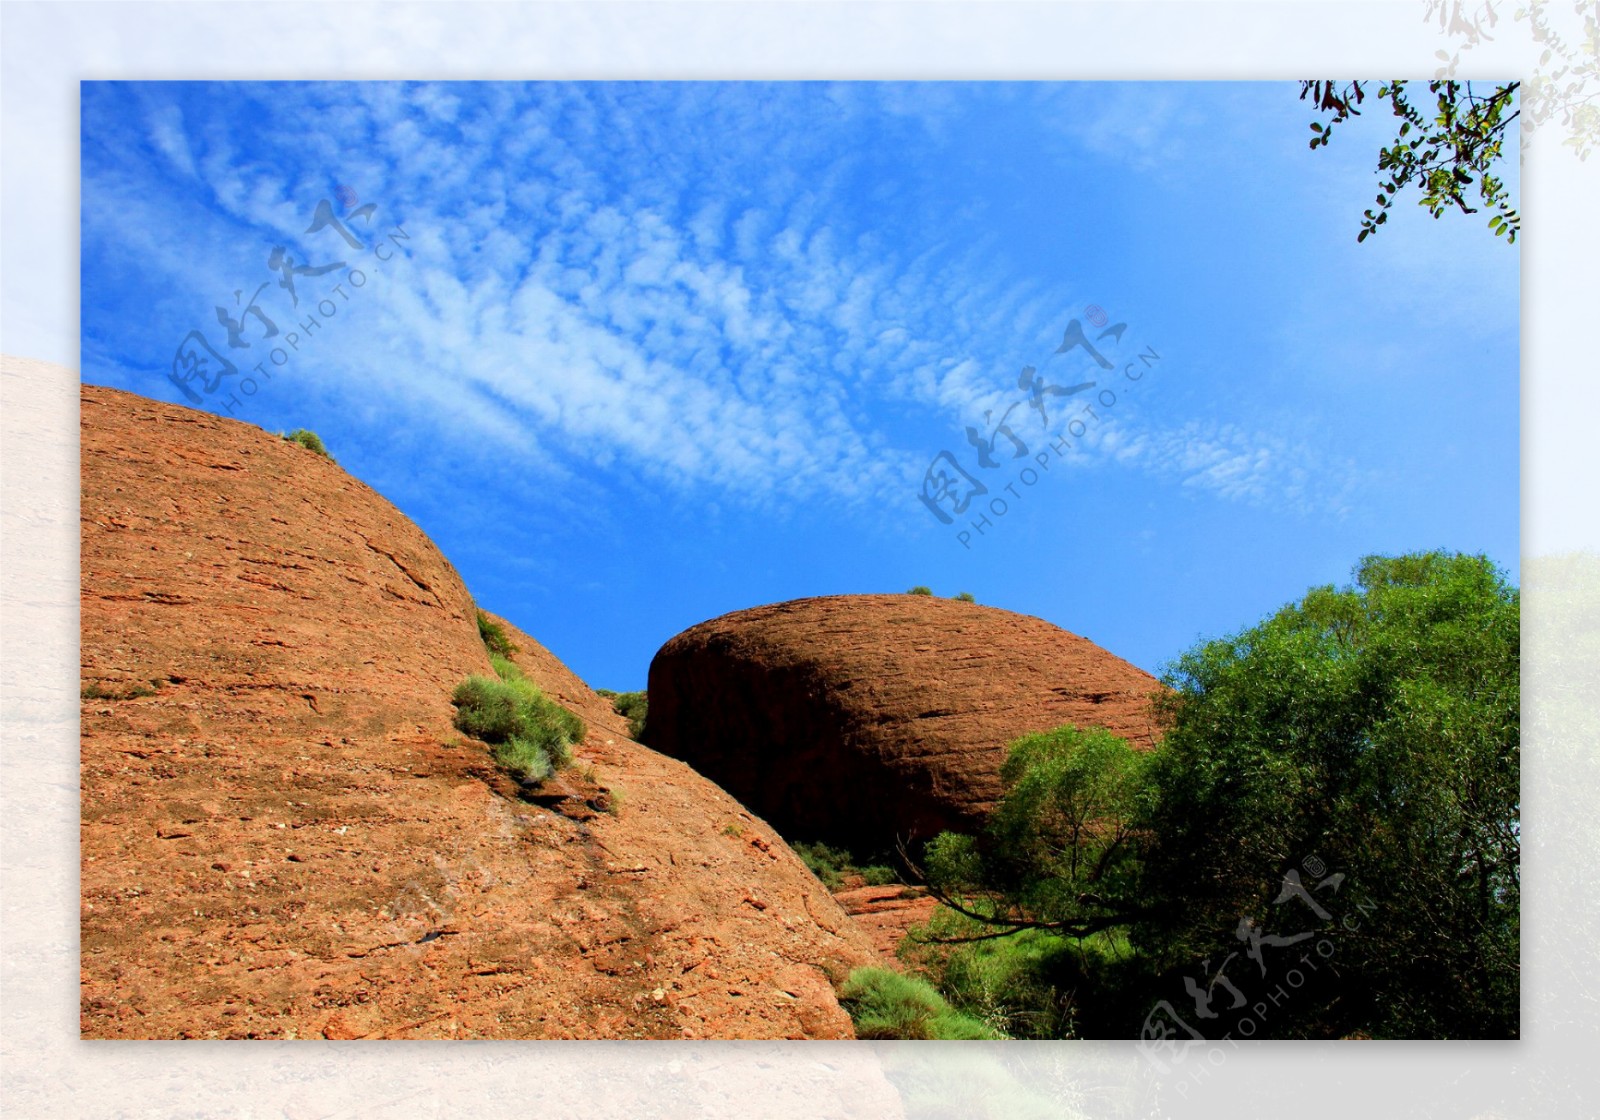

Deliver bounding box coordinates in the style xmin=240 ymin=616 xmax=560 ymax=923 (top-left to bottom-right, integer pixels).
xmin=80 ymin=80 xmax=1520 ymax=690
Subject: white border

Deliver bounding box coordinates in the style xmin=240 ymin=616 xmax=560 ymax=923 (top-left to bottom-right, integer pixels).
xmin=4 ymin=3 xmax=1595 ymax=1117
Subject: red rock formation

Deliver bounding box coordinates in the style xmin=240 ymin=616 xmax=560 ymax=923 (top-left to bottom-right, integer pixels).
xmin=833 ymin=885 xmax=939 ymax=961
xmin=645 ymin=595 xmax=1165 ymax=854
xmin=79 ymin=383 xmax=882 ymax=1040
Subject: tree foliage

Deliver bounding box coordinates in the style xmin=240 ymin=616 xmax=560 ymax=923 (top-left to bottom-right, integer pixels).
xmin=1302 ymin=80 xmax=1520 ymax=243
xmin=1140 ymin=550 xmax=1519 ymax=1036
xmin=913 ymin=551 xmax=1520 ymax=1038
xmin=1426 ymin=0 xmax=1599 ymax=162
xmin=922 ymin=726 xmax=1154 ymax=941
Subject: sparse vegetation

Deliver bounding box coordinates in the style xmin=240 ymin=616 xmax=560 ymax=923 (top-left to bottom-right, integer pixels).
xmin=904 ymin=907 xmax=1142 ymax=1040
xmin=596 ymin=688 xmax=647 ymax=739
xmin=954 ymin=591 xmax=976 ymax=603
xmin=476 ymin=610 xmax=517 ymax=659
xmin=792 ymin=840 xmax=899 ymax=891
xmin=451 ymin=673 xmax=585 ymax=785
xmin=81 ymin=679 xmax=161 ymax=701
xmin=281 ymin=428 xmax=333 ymax=459
xmin=907 ymin=585 xmax=933 ymax=596
xmin=839 ymin=966 xmax=1005 ymax=1040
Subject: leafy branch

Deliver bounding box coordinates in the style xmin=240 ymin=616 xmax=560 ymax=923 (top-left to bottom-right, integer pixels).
xmin=1301 ymin=79 xmax=1521 ymax=244
xmin=1427 ymin=0 xmax=1599 ymax=161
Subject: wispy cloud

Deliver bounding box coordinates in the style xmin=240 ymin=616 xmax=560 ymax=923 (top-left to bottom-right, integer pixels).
xmin=82 ymin=81 xmax=1388 ymax=525
xmin=83 ymin=83 xmax=1075 ymax=510
xmin=1083 ymin=415 xmax=1363 ymax=516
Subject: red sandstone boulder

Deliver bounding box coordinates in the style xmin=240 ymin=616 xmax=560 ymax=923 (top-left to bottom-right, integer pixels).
xmin=79 ymin=382 xmax=883 ymax=1041
xmin=645 ymin=594 xmax=1165 ymax=854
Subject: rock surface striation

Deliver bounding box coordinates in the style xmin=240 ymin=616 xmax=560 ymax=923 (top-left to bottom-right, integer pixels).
xmin=79 ymin=383 xmax=885 ymax=1042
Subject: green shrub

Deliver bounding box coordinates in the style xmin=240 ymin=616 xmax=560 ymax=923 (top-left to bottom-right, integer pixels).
xmin=451 ymin=673 xmax=584 ymax=784
xmin=596 ymin=689 xmax=647 ymax=739
xmin=904 ymin=907 xmax=1144 ymax=1040
xmin=793 ymin=840 xmax=900 ymax=891
xmin=839 ymin=967 xmax=1005 ymax=1040
xmin=489 ymin=653 xmax=522 ymax=681
xmin=908 ymin=551 xmax=1520 ymax=1039
xmin=282 ymin=428 xmax=332 ymax=459
xmin=907 ymin=585 xmax=933 ymax=596
xmin=955 ymin=591 xmax=977 ymax=603
xmin=476 ymin=610 xmax=517 ymax=659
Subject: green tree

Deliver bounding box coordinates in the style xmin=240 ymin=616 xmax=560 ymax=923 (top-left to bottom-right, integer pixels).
xmin=915 ymin=551 xmax=1520 ymax=1038
xmin=1302 ymin=80 xmax=1520 ymax=243
xmin=1141 ymin=550 xmax=1519 ymax=1037
xmin=922 ymin=726 xmax=1153 ymax=941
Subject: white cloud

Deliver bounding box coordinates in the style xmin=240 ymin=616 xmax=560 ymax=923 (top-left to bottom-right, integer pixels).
xmin=80 ymin=81 xmax=1374 ymax=523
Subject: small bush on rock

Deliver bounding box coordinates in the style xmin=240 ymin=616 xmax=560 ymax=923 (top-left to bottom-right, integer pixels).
xmin=907 ymin=586 xmax=933 ymax=596
xmin=597 ymin=688 xmax=648 ymax=739
xmin=451 ymin=673 xmax=584 ymax=785
xmin=282 ymin=428 xmax=333 ymax=459
xmin=476 ymin=610 xmax=517 ymax=659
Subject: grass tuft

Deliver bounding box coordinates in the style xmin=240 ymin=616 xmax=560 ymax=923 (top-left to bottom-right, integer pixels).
xmin=451 ymin=673 xmax=584 ymax=785
xmin=839 ymin=967 xmax=1006 ymax=1040
xmin=282 ymin=428 xmax=333 ymax=460
xmin=476 ymin=610 xmax=517 ymax=659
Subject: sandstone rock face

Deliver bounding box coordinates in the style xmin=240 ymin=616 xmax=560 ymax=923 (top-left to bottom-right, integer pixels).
xmin=645 ymin=595 xmax=1165 ymax=854
xmin=79 ymin=383 xmax=882 ymax=1041
xmin=833 ymin=885 xmax=939 ymax=961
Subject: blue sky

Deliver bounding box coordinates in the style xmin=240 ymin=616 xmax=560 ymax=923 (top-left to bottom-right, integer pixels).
xmin=80 ymin=81 xmax=1520 ymax=691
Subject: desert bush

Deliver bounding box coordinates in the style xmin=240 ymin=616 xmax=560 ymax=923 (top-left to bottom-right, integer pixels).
xmin=792 ymin=840 xmax=899 ymax=890
xmin=282 ymin=428 xmax=332 ymax=459
xmin=955 ymin=591 xmax=977 ymax=603
xmin=597 ymin=689 xmax=647 ymax=739
xmin=907 ymin=585 xmax=933 ymax=596
xmin=476 ymin=610 xmax=517 ymax=659
xmin=839 ymin=967 xmax=1005 ymax=1040
xmin=451 ymin=673 xmax=584 ymax=784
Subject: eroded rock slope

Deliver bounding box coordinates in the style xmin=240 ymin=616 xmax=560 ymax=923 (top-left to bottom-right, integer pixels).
xmin=79 ymin=383 xmax=883 ymax=1042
